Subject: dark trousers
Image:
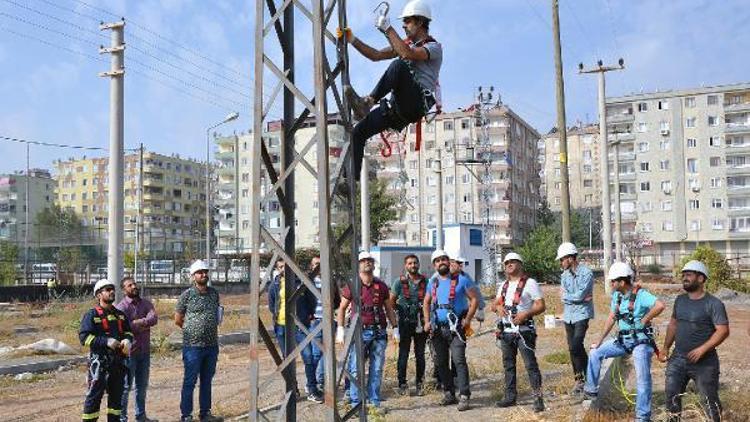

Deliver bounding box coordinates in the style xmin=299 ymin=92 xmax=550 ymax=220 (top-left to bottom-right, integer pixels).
xmin=564 ymin=319 xmax=590 ymax=382
xmin=180 ymin=345 xmax=219 ymax=418
xmin=352 ymin=59 xmax=426 ymax=176
xmin=397 ymin=323 xmax=428 ymax=387
xmin=432 ymin=326 xmax=470 ymax=397
xmin=665 ymin=352 xmax=722 ymax=422
xmin=83 ymin=354 xmax=125 ymax=421
xmin=499 ymin=331 xmax=543 ymax=400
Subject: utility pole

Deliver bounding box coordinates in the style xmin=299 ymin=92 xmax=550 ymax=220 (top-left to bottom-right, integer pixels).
xmin=551 ymin=0 xmax=572 ymax=242
xmin=99 ymin=18 xmax=125 ymax=299
xmin=612 ymin=137 xmax=623 ymax=261
xmin=579 ymin=58 xmax=624 ymax=295
xmin=134 ymin=143 xmax=143 ymax=282
xmin=24 ymin=143 xmax=29 ymax=282
xmin=435 ymin=149 xmax=444 ymax=249
xmin=361 ymin=157 xmax=370 ymax=250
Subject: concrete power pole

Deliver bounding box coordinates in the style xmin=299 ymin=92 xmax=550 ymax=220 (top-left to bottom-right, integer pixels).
xmin=134 ymin=143 xmax=144 ymax=281
xmin=579 ymin=59 xmax=624 ymax=295
xmin=99 ymin=19 xmax=125 ymax=299
xmin=361 ymin=158 xmax=370 ymax=251
xmin=551 ymin=0 xmax=572 ymax=242
xmin=612 ymin=137 xmax=623 ymax=261
xmin=435 ymin=149 xmax=444 ymax=249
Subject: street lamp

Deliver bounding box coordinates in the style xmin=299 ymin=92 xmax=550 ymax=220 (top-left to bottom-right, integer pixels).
xmin=205 ymin=112 xmax=239 ymax=268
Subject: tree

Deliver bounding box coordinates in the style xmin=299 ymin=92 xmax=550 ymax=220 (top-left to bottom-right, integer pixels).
xmin=35 ymin=205 xmax=86 ymax=261
xmin=517 ymin=224 xmax=561 ymax=283
xmin=357 ymin=177 xmax=400 ymax=245
xmin=0 ymin=241 xmax=19 ymax=285
xmin=537 ymin=199 xmax=555 ymax=227
xmin=675 ymin=245 xmax=732 ymax=293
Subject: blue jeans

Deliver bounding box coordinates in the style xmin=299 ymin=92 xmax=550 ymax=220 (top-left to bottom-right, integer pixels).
xmin=310 ymin=319 xmax=325 ymax=388
xmin=275 ymin=324 xmax=321 ymax=395
xmin=347 ymin=328 xmax=387 ymax=406
xmin=585 ymin=339 xmax=653 ymax=421
xmin=121 ymin=353 xmax=151 ymax=421
xmin=180 ymin=345 xmax=219 ymax=418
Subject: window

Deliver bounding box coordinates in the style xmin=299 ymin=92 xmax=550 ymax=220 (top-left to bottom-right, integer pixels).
xmin=687 ymin=138 xmax=697 ymax=148
xmin=461 ymin=173 xmax=471 ymax=184
xmin=445 ymin=175 xmax=454 ymax=185
xmin=427 ymin=176 xmax=436 ymax=186
xmin=637 ymin=122 xmax=648 ymax=133
xmin=640 ymin=162 xmax=650 ymax=172
xmin=708 ymin=116 xmax=718 ymax=126
xmin=660 ymin=160 xmax=670 ymax=170
xmin=585 ymin=194 xmax=593 ymax=203
xmin=662 ymin=221 xmax=674 ymax=231
xmin=428 ymin=195 xmax=436 ymax=205
xmin=643 ymin=223 xmax=653 ymax=233
xmin=658 ymin=100 xmax=669 ymax=110
xmin=443 ymin=121 xmax=453 ymax=131
xmin=409 ymin=160 xmax=417 ymax=169
xmin=425 ymin=141 xmax=435 ymax=149
xmin=711 ymin=199 xmax=723 ymax=209
xmin=583 ymin=164 xmax=592 ymax=173
xmin=685 ymin=97 xmax=696 ymax=108
xmin=662 ymin=200 xmax=673 ymax=211
xmin=463 ymin=194 xmax=472 ymax=203
xmin=661 ymin=181 xmax=672 ymax=193
xmin=583 ymin=179 xmax=593 ymax=188
xmin=469 ymin=229 xmax=482 ymax=246
xmin=583 ymin=150 xmax=592 ymax=160
xmin=411 ymin=214 xmax=419 ymax=223
xmin=686 ymin=117 xmax=696 ymax=128
xmin=640 ymin=182 xmax=651 ymax=191
xmin=712 ymin=218 xmax=724 ymax=230
xmin=410 ymin=178 xmax=417 ymax=188
xmin=710 ymin=177 xmax=722 ymax=188
xmin=707 ymin=95 xmax=718 ymax=105
xmin=709 ymin=136 xmax=721 ymax=147
xmin=554 ymin=168 xmax=561 ymax=176
xmin=660 ymin=121 xmax=670 ymax=131
xmin=689 ymin=199 xmax=700 ymax=209
xmin=710 ymin=157 xmax=721 ymax=167
xmin=638 ymin=142 xmax=649 ymax=152
xmin=690 ymin=220 xmax=701 ymax=231
xmin=641 ymin=201 xmax=653 ymax=212
xmin=461 ymin=119 xmax=469 ymax=130
xmin=554 ymin=197 xmax=561 ymax=205
xmin=687 ymin=159 xmax=698 ymax=173
xmin=660 ymin=140 xmax=671 ymax=150
xmin=637 ymin=102 xmax=648 ymax=112
xmin=554 ymin=182 xmax=561 ymax=189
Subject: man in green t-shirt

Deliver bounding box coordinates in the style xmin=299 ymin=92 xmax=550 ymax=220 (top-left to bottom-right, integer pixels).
xmin=388 ymin=254 xmax=428 ymax=396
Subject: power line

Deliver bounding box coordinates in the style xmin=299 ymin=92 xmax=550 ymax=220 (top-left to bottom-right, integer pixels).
xmin=523 ymin=0 xmax=586 ymax=60
xmin=0 ymin=11 xmax=101 ymax=46
xmin=1 ymin=0 xmax=107 ymax=40
xmin=32 ymin=0 xmax=102 ymax=23
xmin=0 ymin=134 xmax=140 ymax=151
xmin=603 ymin=0 xmax=623 ymax=56
xmin=562 ymin=0 xmax=600 ymax=59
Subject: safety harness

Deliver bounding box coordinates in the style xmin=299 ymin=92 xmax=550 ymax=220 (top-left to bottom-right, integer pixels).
xmin=496 ymin=277 xmax=535 ymax=334
xmin=93 ymin=306 xmax=124 ymax=337
xmin=400 ymin=274 xmax=427 ymax=302
xmin=613 ymin=287 xmax=659 ymax=355
xmin=361 ymin=280 xmax=386 ymax=330
xmin=398 ymin=274 xmax=426 ymax=329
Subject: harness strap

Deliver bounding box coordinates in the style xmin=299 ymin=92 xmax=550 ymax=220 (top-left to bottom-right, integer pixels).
xmin=497 ymin=276 xmax=528 ymax=311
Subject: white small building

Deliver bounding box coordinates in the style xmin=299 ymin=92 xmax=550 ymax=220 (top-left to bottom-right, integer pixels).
xmin=428 ymin=223 xmax=494 ymax=283
xmin=369 ymin=246 xmax=434 ymax=283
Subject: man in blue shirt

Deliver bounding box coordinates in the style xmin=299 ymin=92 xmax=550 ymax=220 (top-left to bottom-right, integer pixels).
xmin=423 ymin=249 xmax=478 ymax=412
xmin=557 ymin=242 xmax=594 ymax=394
xmin=585 ymin=262 xmax=665 ymax=422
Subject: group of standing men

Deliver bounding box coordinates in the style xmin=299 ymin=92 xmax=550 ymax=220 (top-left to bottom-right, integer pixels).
xmin=79 ymin=260 xmax=224 ymax=422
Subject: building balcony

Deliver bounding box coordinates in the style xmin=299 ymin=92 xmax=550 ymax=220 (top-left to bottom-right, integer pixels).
xmin=216 ymin=166 xmax=236 ymax=177
xmin=724 ymin=102 xmax=750 ymax=114
xmin=142 ymin=191 xmax=163 ymax=200
xmin=142 ymin=177 xmax=164 ymax=187
xmin=725 ymin=145 xmax=750 ymax=155
xmin=214 ymin=150 xmax=235 ymax=160
xmin=727 ymin=185 xmax=750 ymax=196
xmin=614 ymin=172 xmax=636 ymax=181
xmin=609 ymin=132 xmax=635 ymax=142
xmin=727 ymin=165 xmax=750 ymax=176
xmin=728 ymin=207 xmax=750 ymax=216
xmin=726 ymin=124 xmax=750 ymax=134
xmin=214 ymin=136 xmax=236 ymax=146
xmin=607 ymin=113 xmax=635 ymax=124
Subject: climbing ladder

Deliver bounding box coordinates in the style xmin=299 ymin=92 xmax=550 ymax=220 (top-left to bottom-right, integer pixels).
xmin=249 ymin=1 xmax=366 ymax=421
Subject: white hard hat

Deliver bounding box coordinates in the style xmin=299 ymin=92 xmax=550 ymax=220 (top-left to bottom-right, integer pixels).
xmin=358 ymin=251 xmax=375 ymax=262
xmin=607 ymin=261 xmax=634 ymax=281
xmin=431 ymin=249 xmax=449 ymax=262
xmin=456 ymin=256 xmax=468 ymax=265
xmin=681 ymin=260 xmax=709 ymax=278
xmin=399 ymin=0 xmax=432 ymax=20
xmin=93 ymin=279 xmax=115 ymax=296
xmin=556 ymin=242 xmax=579 ymax=260
xmin=503 ymin=252 xmax=524 ymax=264
xmin=189 ymin=259 xmax=210 ymax=275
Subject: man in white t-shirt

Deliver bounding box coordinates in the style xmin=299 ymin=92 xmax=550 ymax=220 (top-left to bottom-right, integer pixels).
xmin=493 ymin=252 xmax=545 ymax=413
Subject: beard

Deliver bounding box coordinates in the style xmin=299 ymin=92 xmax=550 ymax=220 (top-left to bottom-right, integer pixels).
xmin=682 ymin=280 xmax=700 ymax=292
xmin=127 ymin=289 xmax=140 ymax=299
xmin=102 ymin=295 xmax=115 ymax=305
xmin=196 ymin=277 xmax=209 ymax=285
xmin=407 ymin=267 xmax=419 ymax=275
xmin=437 ymin=264 xmax=449 ymax=276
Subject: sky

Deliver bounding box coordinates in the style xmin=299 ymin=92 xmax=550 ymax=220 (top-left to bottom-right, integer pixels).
xmin=0 ymin=0 xmax=749 ymax=174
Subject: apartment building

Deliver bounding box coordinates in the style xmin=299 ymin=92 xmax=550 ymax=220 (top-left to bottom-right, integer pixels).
xmin=0 ymin=169 xmax=55 ymax=244
xmin=605 ymin=82 xmax=750 ymax=262
xmin=372 ymin=105 xmax=541 ymax=250
xmin=214 ymin=115 xmax=347 ymax=253
xmin=540 ymin=124 xmax=602 ymax=211
xmin=54 ymin=151 xmax=206 ymax=255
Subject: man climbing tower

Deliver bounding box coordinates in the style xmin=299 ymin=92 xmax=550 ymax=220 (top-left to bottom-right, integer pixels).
xmin=338 ymin=0 xmax=442 ymax=177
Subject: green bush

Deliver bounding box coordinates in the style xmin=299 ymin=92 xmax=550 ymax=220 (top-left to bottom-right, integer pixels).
xmin=644 ymin=262 xmax=662 ymax=275
xmin=674 ymin=245 xmax=732 ymax=293
xmin=517 ymin=225 xmax=561 ymax=283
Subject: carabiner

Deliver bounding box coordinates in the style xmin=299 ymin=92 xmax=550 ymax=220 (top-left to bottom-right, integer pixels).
xmin=373 ymin=1 xmax=390 ymax=17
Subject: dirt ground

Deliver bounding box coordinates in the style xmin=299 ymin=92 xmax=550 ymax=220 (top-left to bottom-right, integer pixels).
xmin=1 ymin=283 xmax=749 ymax=421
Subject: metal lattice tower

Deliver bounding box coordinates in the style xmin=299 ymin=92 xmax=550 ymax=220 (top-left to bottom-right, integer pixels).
xmin=249 ymin=1 xmax=365 ymax=421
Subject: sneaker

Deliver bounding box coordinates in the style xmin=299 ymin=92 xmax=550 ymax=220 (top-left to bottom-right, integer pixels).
xmin=398 ymin=384 xmax=409 ymax=396
xmin=584 ymin=391 xmax=598 ymax=400
xmin=199 ymin=414 xmax=224 ymax=422
xmin=344 ymin=85 xmax=373 ymax=121
xmin=368 ymin=404 xmax=388 ymax=416
xmin=307 ymin=391 xmax=324 ymax=404
xmin=533 ymin=396 xmax=545 ymax=413
xmin=415 ymin=383 xmax=425 ymax=396
xmin=138 ymin=418 xmax=159 ymax=422
xmin=495 ymin=396 xmax=516 ymax=408
xmin=440 ymin=392 xmax=458 ymax=406
xmin=457 ymin=395 xmax=470 ymax=412
xmin=180 ymin=417 xmax=193 ymax=422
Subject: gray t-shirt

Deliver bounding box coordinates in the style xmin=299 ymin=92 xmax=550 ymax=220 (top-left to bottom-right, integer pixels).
xmin=176 ymin=286 xmax=221 ymax=347
xmin=406 ymin=39 xmax=442 ymax=93
xmin=672 ymin=293 xmax=728 ymax=356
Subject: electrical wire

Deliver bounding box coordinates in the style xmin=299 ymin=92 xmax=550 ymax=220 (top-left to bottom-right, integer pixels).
xmin=1 ymin=0 xmax=107 ymax=40
xmin=562 ymin=0 xmax=600 ymax=60
xmin=0 ymin=134 xmax=140 ymax=152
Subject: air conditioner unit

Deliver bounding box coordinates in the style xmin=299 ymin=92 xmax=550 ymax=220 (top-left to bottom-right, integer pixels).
xmin=660 ymin=129 xmax=670 ymax=136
